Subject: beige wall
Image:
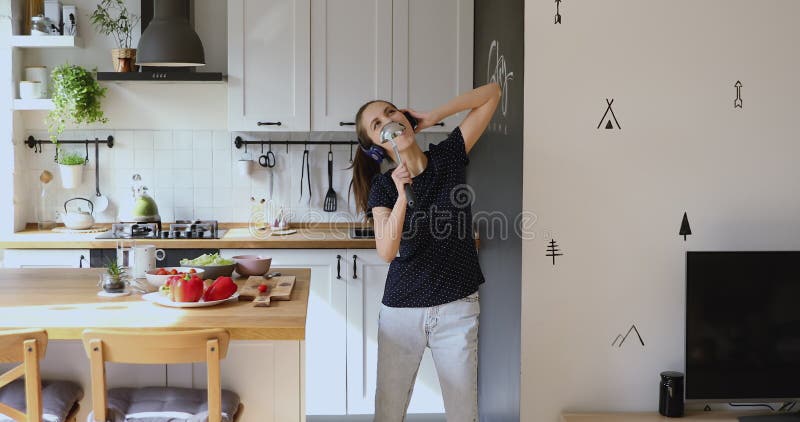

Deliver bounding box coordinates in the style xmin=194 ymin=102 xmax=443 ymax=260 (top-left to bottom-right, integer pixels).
xmin=522 ymin=1 xmax=800 ymax=420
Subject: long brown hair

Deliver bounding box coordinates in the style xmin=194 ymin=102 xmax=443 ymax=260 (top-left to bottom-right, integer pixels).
xmin=350 ymin=100 xmax=395 ymax=217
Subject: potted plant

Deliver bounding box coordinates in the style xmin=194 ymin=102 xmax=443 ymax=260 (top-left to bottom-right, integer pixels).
xmin=100 ymin=259 xmax=128 ymax=293
xmin=89 ymin=0 xmax=141 ymax=72
xmin=56 ymin=149 xmax=87 ymax=189
xmin=47 ymin=63 xmax=107 ymax=145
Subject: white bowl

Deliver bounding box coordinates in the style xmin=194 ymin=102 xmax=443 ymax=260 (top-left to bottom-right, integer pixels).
xmin=144 ymin=267 xmax=205 ymax=288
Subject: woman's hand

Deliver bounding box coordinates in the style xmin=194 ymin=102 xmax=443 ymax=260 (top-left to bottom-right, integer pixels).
xmin=403 ymin=108 xmax=437 ymax=133
xmin=391 ymin=162 xmax=411 ymax=200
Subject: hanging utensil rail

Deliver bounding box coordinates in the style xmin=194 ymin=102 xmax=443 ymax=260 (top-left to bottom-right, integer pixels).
xmin=234 ymin=136 xmax=358 ymax=153
xmin=26 ymin=135 xmax=115 ymax=153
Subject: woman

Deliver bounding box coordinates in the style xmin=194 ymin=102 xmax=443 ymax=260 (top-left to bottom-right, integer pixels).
xmin=351 ymin=82 xmax=501 ymax=422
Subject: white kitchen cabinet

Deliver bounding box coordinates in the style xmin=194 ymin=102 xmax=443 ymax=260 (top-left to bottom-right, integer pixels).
xmin=310 ymin=0 xmax=392 ymax=131
xmin=345 ymin=249 xmax=444 ymax=414
xmin=221 ymin=248 xmax=347 ymax=416
xmin=2 ymin=249 xmax=89 ymax=268
xmin=228 ymin=0 xmax=311 ymax=131
xmin=392 ymin=0 xmax=474 ymax=132
xmin=221 ymin=248 xmax=443 ymax=416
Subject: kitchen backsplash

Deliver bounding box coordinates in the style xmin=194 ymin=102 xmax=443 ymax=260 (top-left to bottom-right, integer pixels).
xmin=19 ymin=129 xmax=439 ymax=224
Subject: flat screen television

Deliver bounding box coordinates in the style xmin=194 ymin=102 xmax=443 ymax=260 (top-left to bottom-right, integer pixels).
xmin=686 ymin=251 xmax=800 ymax=400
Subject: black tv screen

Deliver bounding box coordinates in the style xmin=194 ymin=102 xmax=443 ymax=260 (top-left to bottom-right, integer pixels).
xmin=686 ymin=252 xmax=800 ymax=400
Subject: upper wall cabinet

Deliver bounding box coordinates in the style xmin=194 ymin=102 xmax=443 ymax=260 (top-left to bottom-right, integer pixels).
xmin=392 ymin=0 xmax=473 ymax=132
xmin=228 ymin=0 xmax=311 ymax=132
xmin=310 ymin=0 xmax=392 ymax=132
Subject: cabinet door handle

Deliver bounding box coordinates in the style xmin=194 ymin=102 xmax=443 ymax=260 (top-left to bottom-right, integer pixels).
xmin=339 ymin=121 xmax=356 ymax=126
xmin=434 ymin=122 xmax=445 ymax=127
xmin=79 ymin=255 xmax=86 ymax=268
xmin=336 ymin=254 xmax=342 ymax=279
xmin=257 ymin=121 xmax=282 ymax=126
xmin=352 ymin=254 xmax=358 ymax=279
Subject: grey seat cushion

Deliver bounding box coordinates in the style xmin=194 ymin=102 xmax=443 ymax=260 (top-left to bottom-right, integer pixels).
xmin=0 ymin=379 xmax=83 ymax=422
xmin=89 ymin=387 xmax=240 ymax=422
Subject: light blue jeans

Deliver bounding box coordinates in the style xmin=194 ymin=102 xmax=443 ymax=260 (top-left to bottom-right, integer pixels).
xmin=375 ymin=291 xmax=480 ymax=422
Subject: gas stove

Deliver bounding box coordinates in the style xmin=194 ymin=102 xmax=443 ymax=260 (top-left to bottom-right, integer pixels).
xmin=96 ymin=220 xmax=225 ymax=239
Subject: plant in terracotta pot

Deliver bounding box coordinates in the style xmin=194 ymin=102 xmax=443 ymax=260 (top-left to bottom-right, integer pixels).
xmin=56 ymin=150 xmax=87 ymax=189
xmin=47 ymin=63 xmax=108 ymax=144
xmin=100 ymin=259 xmax=129 ymax=293
xmin=89 ymin=0 xmax=141 ymax=72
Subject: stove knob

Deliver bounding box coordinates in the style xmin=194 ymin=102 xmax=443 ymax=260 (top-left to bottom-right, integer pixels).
xmin=186 ymin=231 xmax=194 ymax=238
xmin=161 ymin=231 xmax=169 ymax=238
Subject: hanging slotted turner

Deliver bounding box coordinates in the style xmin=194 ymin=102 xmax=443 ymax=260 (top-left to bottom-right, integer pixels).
xmin=324 ymin=150 xmax=337 ymax=212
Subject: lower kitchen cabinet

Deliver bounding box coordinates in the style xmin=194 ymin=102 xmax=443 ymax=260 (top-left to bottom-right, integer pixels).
xmin=223 ymin=248 xmax=348 ymax=416
xmin=345 ymin=250 xmax=444 ymax=415
xmin=221 ymin=248 xmax=444 ymax=416
xmin=3 ymin=249 xmax=89 ymax=268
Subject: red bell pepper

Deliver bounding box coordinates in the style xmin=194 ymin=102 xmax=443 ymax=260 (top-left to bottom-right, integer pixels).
xmin=202 ymin=276 xmax=237 ymax=302
xmin=171 ymin=274 xmax=204 ymax=302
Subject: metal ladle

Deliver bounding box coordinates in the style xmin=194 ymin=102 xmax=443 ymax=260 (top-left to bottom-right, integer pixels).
xmin=380 ymin=122 xmax=415 ymax=208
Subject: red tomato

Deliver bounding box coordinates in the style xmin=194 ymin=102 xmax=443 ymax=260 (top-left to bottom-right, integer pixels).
xmin=188 ymin=268 xmax=197 ymax=274
xmin=156 ymin=268 xmax=168 ymax=276
xmin=169 ymin=269 xmax=178 ymax=275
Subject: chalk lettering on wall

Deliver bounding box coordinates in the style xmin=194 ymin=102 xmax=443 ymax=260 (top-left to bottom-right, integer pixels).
xmin=679 ymin=212 xmax=692 ymax=241
xmin=487 ymin=40 xmax=515 ymax=134
xmin=597 ymin=99 xmax=621 ymax=130
xmin=612 ymin=324 xmax=645 ymax=348
xmin=734 ymin=81 xmax=743 ymax=108
xmin=554 ymin=0 xmax=562 ymax=24
xmin=546 ymin=239 xmax=563 ymax=265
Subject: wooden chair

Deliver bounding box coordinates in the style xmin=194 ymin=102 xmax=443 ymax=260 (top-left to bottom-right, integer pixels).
xmin=0 ymin=328 xmax=80 ymax=422
xmin=81 ymin=329 xmax=242 ymax=422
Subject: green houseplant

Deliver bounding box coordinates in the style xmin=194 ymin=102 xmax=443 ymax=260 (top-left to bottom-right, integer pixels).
xmin=56 ymin=149 xmax=87 ymax=189
xmin=89 ymin=0 xmax=141 ymax=72
xmin=100 ymin=258 xmax=128 ymax=293
xmin=47 ymin=63 xmax=107 ymax=143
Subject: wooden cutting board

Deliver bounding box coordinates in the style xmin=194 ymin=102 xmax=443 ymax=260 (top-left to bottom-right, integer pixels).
xmin=238 ymin=275 xmax=295 ymax=307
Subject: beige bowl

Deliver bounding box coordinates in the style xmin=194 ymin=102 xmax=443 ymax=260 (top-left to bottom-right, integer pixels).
xmin=232 ymin=255 xmax=272 ymax=277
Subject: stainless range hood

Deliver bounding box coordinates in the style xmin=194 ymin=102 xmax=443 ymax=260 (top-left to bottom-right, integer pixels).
xmin=98 ymin=0 xmax=223 ymax=82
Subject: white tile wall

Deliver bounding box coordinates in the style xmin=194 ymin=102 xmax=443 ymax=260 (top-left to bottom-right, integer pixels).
xmin=17 ymin=129 xmax=455 ymax=224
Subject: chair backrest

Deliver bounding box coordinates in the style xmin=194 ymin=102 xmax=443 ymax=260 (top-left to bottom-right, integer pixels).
xmin=81 ymin=329 xmax=230 ymax=422
xmin=0 ymin=328 xmax=48 ymax=422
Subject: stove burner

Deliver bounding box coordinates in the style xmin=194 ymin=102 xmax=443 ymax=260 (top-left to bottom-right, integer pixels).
xmin=96 ymin=220 xmax=222 ymax=239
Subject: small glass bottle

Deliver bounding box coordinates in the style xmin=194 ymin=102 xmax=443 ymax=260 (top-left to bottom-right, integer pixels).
xmin=30 ymin=15 xmax=49 ymax=36
xmin=37 ymin=179 xmax=56 ymax=230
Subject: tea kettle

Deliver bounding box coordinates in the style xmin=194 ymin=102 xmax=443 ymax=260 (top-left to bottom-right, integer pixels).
xmin=60 ymin=197 xmax=95 ymax=230
xmin=118 ymin=174 xmax=161 ymax=223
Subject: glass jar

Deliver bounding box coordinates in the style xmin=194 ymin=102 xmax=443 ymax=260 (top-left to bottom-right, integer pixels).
xmin=98 ymin=273 xmax=129 ymax=293
xmin=30 ymin=15 xmax=50 ymax=36
xmin=37 ymin=180 xmax=56 ymax=230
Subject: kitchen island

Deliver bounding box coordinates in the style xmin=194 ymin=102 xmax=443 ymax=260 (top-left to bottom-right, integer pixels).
xmin=0 ymin=268 xmax=310 ymax=422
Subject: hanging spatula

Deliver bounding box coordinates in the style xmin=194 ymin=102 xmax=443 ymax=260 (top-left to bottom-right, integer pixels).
xmin=324 ymin=150 xmax=337 ymax=212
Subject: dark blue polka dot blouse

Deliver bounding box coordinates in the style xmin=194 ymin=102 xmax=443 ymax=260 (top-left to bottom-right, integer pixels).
xmin=367 ymin=127 xmax=485 ymax=308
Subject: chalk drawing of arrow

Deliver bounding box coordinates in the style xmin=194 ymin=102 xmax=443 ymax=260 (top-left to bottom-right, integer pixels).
xmin=734 ymin=80 xmax=743 ymax=108
xmin=554 ymin=0 xmax=562 ymax=24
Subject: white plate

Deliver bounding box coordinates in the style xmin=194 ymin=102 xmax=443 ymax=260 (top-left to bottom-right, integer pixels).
xmin=142 ymin=292 xmax=239 ymax=308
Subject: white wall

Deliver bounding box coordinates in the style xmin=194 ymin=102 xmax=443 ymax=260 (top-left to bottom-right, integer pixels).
xmin=522 ymin=1 xmax=800 ymax=420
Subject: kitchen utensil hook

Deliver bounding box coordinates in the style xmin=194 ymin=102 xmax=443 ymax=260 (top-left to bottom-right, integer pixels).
xmin=84 ymin=141 xmax=89 ymax=164
xmin=349 ymin=142 xmax=354 ymax=163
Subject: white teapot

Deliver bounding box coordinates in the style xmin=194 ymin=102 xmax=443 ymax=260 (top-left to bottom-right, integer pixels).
xmin=60 ymin=197 xmax=95 ymax=230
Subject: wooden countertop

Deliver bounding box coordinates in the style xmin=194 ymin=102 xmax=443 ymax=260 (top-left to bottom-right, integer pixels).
xmin=0 ymin=227 xmax=377 ymax=249
xmin=0 ymin=268 xmax=310 ymax=340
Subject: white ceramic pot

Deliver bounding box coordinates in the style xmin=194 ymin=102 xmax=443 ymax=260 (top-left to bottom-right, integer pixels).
xmin=19 ymin=81 xmax=43 ymax=99
xmin=59 ymin=164 xmax=83 ymax=189
xmin=237 ymin=159 xmax=253 ymax=176
xmin=24 ymin=67 xmax=48 ymax=97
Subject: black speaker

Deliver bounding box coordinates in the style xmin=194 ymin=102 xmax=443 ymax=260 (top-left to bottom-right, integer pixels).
xmin=659 ymin=371 xmax=684 ymax=417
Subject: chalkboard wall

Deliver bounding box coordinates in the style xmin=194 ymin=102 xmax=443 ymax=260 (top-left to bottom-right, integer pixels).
xmin=471 ymin=0 xmax=523 ymax=421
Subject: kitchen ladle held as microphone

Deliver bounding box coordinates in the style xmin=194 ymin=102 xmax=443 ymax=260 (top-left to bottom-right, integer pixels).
xmin=380 ymin=122 xmax=416 ymax=208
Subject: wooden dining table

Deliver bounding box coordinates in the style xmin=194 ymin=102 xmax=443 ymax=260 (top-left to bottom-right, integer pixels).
xmin=0 ymin=267 xmax=310 ymax=340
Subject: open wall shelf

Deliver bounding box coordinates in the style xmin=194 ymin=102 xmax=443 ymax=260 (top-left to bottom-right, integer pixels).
xmin=9 ymin=35 xmax=81 ymax=48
